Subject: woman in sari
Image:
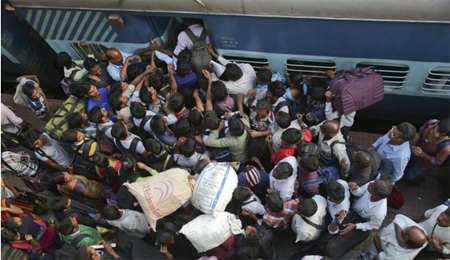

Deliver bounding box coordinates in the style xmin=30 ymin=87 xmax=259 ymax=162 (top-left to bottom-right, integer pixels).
xmin=52 ymin=172 xmax=110 ymax=211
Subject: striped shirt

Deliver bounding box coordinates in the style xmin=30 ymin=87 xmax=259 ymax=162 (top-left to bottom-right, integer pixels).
xmin=1 ymin=151 xmax=38 ymax=176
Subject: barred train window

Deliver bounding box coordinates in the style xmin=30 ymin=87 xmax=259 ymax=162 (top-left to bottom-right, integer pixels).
xmin=356 ymin=63 xmax=409 ymax=89
xmin=422 ymin=67 xmax=450 ymax=95
xmin=285 ymin=59 xmax=336 ymax=79
xmin=222 ymin=55 xmax=269 ymax=71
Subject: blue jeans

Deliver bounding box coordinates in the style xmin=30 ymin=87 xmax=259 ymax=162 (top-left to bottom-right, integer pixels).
xmin=405 ymin=163 xmax=425 ymax=183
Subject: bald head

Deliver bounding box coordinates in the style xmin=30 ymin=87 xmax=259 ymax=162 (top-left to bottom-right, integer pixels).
xmin=404 ymin=226 xmax=426 ymax=249
xmin=106 ymin=48 xmax=122 ymax=65
xmin=320 ymin=120 xmax=340 ymax=138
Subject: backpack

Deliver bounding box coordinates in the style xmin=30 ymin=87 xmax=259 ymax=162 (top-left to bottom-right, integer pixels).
xmin=184 ymin=28 xmax=211 ymax=71
xmin=130 ymin=115 xmax=153 ymax=141
xmin=95 ymin=124 xmax=118 ymax=156
xmin=329 ymin=66 xmax=384 ymax=115
xmin=1 ymin=243 xmax=28 ymax=260
xmin=60 ymin=69 xmax=80 ymax=96
xmin=55 ymin=234 xmax=91 ymax=260
xmin=248 ymin=136 xmax=271 ymax=169
xmin=114 ymin=137 xmax=145 ymax=162
xmin=209 ymin=147 xmax=233 ymax=162
xmin=45 ymin=96 xmax=86 ymax=141
xmin=274 ymin=99 xmax=303 ymax=119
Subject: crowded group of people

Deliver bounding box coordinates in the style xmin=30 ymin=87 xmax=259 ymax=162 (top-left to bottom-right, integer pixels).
xmin=1 ymin=18 xmax=449 ymax=260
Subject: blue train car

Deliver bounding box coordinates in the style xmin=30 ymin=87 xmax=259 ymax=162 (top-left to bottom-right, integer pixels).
xmin=4 ymin=0 xmax=450 ymax=123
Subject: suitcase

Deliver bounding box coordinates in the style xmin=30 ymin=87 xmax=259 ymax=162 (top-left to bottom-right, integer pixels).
xmin=330 ymin=66 xmax=384 ymax=115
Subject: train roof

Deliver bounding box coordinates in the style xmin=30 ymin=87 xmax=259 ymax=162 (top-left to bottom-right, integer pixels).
xmin=9 ymin=0 xmax=450 ymax=23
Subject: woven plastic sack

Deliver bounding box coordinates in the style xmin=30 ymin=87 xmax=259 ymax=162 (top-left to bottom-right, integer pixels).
xmin=123 ymin=168 xmax=194 ymax=230
xmin=191 ymin=162 xmax=238 ymax=214
xmin=179 ymin=211 xmax=243 ymax=252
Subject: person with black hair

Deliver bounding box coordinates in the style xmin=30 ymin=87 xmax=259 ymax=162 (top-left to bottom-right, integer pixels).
xmin=297 ymin=155 xmax=321 ymax=197
xmin=268 ymin=128 xmax=302 ymax=164
xmin=102 ymin=205 xmax=150 ymax=238
xmin=237 ymin=163 xmax=270 ymax=203
xmin=266 ymin=81 xmax=290 ymax=116
xmin=211 ymin=49 xmax=256 ymax=95
xmin=86 ymin=82 xmax=118 ymax=122
xmin=292 ymin=195 xmax=327 ymax=243
xmin=234 ymin=225 xmax=276 ymax=260
xmin=211 ymin=81 xmax=238 ymax=118
xmin=169 ymin=92 xmax=190 ymax=119
xmin=149 ymin=114 xmax=178 ymax=153
xmin=232 ymin=186 xmax=265 ymax=216
xmin=32 ymin=131 xmax=75 ymax=173
xmin=240 ymin=97 xmax=274 ymax=138
xmin=66 ymin=111 xmax=98 ymax=139
xmin=15 ymin=75 xmax=53 ymax=121
xmin=326 ymin=180 xmax=351 ymax=235
xmin=157 ymin=230 xmax=198 ymax=260
xmin=173 ymin=137 xmax=209 ymax=168
xmin=368 ymin=214 xmax=427 ymax=260
xmin=88 ymin=106 xmax=115 ymax=139
xmin=62 ymin=128 xmax=98 ymax=159
xmin=131 ymin=102 xmax=177 ymax=138
xmin=50 ymin=197 xmax=99 ymax=228
xmin=283 ymin=72 xmax=308 ymax=109
xmin=3 ymin=215 xmax=44 ymax=242
xmin=59 ymin=216 xmax=102 ymax=248
xmin=172 ymin=61 xmax=198 ymax=91
xmin=56 ymin=43 xmax=92 ymax=84
xmin=269 ymin=156 xmax=298 ymax=200
xmin=416 ymin=205 xmax=450 ymax=258
xmin=245 ymin=68 xmax=273 ymax=102
xmin=144 ymin=139 xmax=176 ymax=172
xmin=52 ymin=171 xmax=109 ymax=211
xmin=83 ymin=57 xmax=114 ymax=89
xmin=111 ymin=122 xmax=149 ymax=159
xmin=270 ymin=111 xmax=305 ymax=154
xmin=75 ymin=241 xmax=130 ymax=260
xmin=407 ymin=118 xmax=450 ymax=184
xmin=369 ymin=122 xmax=417 ymax=184
xmin=242 ymin=192 xmax=299 ymax=231
xmin=305 ymin=78 xmax=328 ymax=126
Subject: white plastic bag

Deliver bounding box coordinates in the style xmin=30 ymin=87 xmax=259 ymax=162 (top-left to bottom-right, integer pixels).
xmin=179 ymin=211 xmax=243 ymax=252
xmin=191 ymin=162 xmax=238 ymax=214
xmin=123 ymin=168 xmax=194 ymax=230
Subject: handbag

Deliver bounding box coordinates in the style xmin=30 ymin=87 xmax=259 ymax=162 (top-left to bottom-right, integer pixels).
xmin=387 ymin=186 xmax=404 ymax=209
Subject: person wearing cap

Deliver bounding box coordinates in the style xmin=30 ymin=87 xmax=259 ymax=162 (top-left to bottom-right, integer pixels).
xmin=237 ymin=160 xmax=270 ymax=203
xmin=14 ymin=75 xmax=53 ymax=121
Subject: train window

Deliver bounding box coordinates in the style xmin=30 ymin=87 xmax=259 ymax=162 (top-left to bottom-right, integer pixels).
xmin=222 ymin=54 xmax=269 ymax=71
xmin=285 ymin=59 xmax=336 ymax=79
xmin=356 ymin=63 xmax=409 ymax=89
xmin=71 ymin=42 xmax=108 ymax=61
xmin=422 ymin=67 xmax=450 ymax=95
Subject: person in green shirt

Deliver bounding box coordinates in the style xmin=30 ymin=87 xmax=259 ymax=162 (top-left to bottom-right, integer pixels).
xmin=59 ymin=216 xmax=102 ymax=248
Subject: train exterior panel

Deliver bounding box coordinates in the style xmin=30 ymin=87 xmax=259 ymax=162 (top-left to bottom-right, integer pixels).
xmin=4 ymin=0 xmax=450 ymax=122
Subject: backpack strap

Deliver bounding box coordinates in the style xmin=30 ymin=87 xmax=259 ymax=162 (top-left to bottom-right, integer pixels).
xmin=301 ymin=216 xmax=324 ymax=230
xmin=129 ymin=138 xmax=140 ymax=154
xmin=241 ymin=198 xmax=257 ymax=206
xmin=70 ymin=233 xmax=91 ymax=248
xmin=162 ymin=154 xmax=172 ymax=171
xmin=35 ymin=147 xmax=58 ymax=165
xmin=82 ymin=139 xmax=96 ymax=161
xmin=49 ymin=98 xmax=83 ymax=138
xmin=199 ymin=28 xmax=207 ymax=41
xmin=67 ymin=69 xmax=80 ymax=82
xmin=1 ymin=157 xmax=19 ymax=175
xmin=274 ymin=101 xmax=289 ymax=115
xmin=184 ymin=29 xmax=198 ymax=43
xmin=139 ymin=115 xmax=153 ymax=133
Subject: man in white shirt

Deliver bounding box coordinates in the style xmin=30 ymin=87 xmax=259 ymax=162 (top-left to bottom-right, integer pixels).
xmin=310 ymin=120 xmax=350 ymax=177
xmin=292 ymin=195 xmax=327 ymax=243
xmin=341 ymin=180 xmax=391 ymax=235
xmin=269 ymin=156 xmax=298 ymax=200
xmin=369 ymin=214 xmax=428 ymax=260
xmin=106 ymin=48 xmax=140 ymax=82
xmin=102 ymin=205 xmax=150 ymax=238
xmin=416 ymin=205 xmax=450 ymax=257
xmin=111 ymin=122 xmax=148 ymax=159
xmin=326 ymin=180 xmax=350 ymax=235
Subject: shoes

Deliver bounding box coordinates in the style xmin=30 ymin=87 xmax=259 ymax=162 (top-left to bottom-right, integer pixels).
xmin=124 ymin=241 xmax=133 ymax=257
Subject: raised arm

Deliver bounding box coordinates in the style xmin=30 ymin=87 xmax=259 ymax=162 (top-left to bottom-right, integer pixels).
xmin=120 ymin=55 xmax=140 ymax=81
xmin=167 ymin=63 xmax=178 ymax=92
xmin=202 ymin=70 xmax=214 ymax=111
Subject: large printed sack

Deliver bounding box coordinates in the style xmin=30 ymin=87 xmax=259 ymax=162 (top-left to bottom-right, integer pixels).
xmin=191 ymin=162 xmax=238 ymax=214
xmin=329 ymin=66 xmax=384 ymax=115
xmin=45 ymin=96 xmax=86 ymax=141
xmin=123 ymin=168 xmax=194 ymax=230
xmin=179 ymin=211 xmax=243 ymax=252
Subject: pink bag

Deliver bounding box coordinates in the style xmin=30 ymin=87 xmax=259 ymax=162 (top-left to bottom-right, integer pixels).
xmin=330 ymin=66 xmax=385 ymax=115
